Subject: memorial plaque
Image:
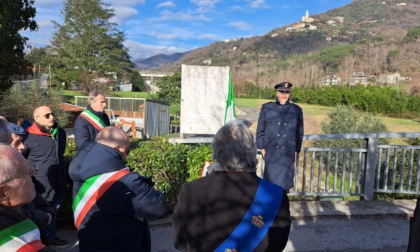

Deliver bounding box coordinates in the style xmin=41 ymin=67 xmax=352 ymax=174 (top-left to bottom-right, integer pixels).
xmin=180 ymin=64 xmax=230 ymax=136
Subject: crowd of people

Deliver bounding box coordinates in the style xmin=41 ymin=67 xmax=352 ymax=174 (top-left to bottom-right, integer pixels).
xmin=0 ymin=85 xmax=418 ymax=252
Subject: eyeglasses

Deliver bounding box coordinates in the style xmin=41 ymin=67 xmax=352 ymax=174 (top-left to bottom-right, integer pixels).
xmin=276 ymin=90 xmax=290 ymax=94
xmin=43 ymin=113 xmax=54 ymax=119
xmin=0 ymin=165 xmax=38 ymax=185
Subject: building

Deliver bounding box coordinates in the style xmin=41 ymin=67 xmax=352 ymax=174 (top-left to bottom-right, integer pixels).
xmin=302 ymin=10 xmax=315 ymax=23
xmin=140 ymin=72 xmax=170 ymax=93
xmin=323 ymin=75 xmax=341 ymax=85
xmin=348 ymin=72 xmax=368 ymax=85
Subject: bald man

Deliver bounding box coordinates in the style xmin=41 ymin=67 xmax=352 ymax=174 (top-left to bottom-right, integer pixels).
xmin=0 ymin=145 xmax=57 ymax=251
xmin=22 ymin=106 xmax=69 ymax=248
xmin=69 ymin=127 xmax=167 ymax=252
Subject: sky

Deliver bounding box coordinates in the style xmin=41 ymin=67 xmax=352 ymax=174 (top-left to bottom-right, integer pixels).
xmin=21 ymin=0 xmax=353 ymax=60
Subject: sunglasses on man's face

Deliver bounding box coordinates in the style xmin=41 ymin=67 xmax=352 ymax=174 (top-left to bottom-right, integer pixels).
xmin=276 ymin=90 xmax=290 ymax=94
xmin=43 ymin=113 xmax=54 ymax=119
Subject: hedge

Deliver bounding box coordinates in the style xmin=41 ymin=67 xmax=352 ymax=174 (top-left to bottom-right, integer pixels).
xmin=60 ymin=138 xmax=212 ymax=227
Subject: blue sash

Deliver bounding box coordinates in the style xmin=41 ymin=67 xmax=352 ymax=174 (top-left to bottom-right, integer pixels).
xmin=214 ymin=178 xmax=284 ymax=252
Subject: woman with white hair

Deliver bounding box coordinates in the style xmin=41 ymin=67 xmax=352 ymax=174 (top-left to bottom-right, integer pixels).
xmin=173 ymin=120 xmax=291 ymax=251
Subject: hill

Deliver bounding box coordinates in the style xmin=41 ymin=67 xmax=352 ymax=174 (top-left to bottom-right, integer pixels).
xmin=134 ymin=52 xmax=188 ymax=70
xmin=150 ymin=0 xmax=420 ymax=95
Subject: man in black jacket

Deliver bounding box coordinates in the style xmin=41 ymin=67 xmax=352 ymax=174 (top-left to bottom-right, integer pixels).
xmin=69 ymin=126 xmax=167 ymax=252
xmin=22 ymin=106 xmax=68 ymax=248
xmin=6 ymin=121 xmax=55 ymax=245
xmin=0 ymin=145 xmax=56 ymax=251
xmin=256 ymin=82 xmax=304 ymax=191
xmin=74 ymin=90 xmax=111 ymax=149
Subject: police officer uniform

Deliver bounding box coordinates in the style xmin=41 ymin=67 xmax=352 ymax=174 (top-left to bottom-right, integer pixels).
xmin=256 ymin=82 xmax=304 ymax=190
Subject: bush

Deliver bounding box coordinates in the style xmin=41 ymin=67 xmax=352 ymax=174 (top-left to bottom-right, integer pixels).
xmin=127 ymin=138 xmax=191 ymax=211
xmin=186 ymin=144 xmax=212 ymax=182
xmin=60 ymin=139 xmax=77 ymax=228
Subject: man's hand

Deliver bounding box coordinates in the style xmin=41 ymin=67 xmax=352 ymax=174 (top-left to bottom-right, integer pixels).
xmin=260 ymin=149 xmax=265 ymax=158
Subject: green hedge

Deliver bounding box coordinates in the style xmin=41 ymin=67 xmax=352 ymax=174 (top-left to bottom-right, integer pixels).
xmin=238 ymin=84 xmax=420 ymax=119
xmin=61 ymin=138 xmax=212 ymax=226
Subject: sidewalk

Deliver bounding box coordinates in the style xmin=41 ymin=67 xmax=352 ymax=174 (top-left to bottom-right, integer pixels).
xmin=56 ymin=199 xmax=417 ymax=251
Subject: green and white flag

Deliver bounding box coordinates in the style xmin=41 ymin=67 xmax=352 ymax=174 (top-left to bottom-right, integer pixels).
xmin=224 ymin=72 xmax=236 ymax=124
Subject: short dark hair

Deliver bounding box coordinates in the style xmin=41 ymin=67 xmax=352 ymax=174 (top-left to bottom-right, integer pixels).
xmin=212 ymin=120 xmax=258 ymax=171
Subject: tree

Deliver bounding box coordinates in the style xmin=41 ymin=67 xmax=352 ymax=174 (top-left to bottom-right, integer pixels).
xmin=0 ymin=83 xmax=69 ymax=126
xmin=155 ymin=69 xmax=182 ymax=105
xmin=50 ymin=0 xmax=133 ymax=92
xmin=0 ymin=0 xmax=37 ymax=91
xmin=317 ymin=105 xmax=388 ymax=149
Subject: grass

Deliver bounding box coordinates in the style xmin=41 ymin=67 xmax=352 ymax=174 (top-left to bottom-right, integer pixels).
xmin=235 ymin=97 xmax=419 ymax=146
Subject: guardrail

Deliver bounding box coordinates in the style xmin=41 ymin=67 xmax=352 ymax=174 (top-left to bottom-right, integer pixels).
xmin=262 ymin=132 xmax=420 ymax=200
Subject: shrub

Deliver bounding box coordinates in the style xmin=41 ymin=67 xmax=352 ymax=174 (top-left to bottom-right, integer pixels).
xmin=186 ymin=144 xmax=213 ymax=182
xmin=127 ymin=138 xmax=191 ymax=211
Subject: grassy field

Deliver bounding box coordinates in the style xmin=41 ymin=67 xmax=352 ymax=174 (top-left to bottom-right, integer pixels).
xmin=62 ymin=93 xmax=418 ymax=135
xmin=235 ymin=97 xmax=420 ymax=135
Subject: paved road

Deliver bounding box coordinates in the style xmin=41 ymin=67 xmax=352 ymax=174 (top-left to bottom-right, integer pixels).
xmin=56 ymin=215 xmax=410 ymax=252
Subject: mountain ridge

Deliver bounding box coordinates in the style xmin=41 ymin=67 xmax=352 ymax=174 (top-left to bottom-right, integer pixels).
xmin=144 ymin=0 xmax=420 ymax=92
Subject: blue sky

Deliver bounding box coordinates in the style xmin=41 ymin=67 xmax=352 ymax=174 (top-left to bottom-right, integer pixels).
xmin=22 ymin=0 xmax=352 ymax=60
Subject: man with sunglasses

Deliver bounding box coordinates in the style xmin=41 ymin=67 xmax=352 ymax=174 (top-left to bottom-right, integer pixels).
xmin=69 ymin=126 xmax=167 ymax=251
xmin=22 ymin=106 xmax=69 ymax=248
xmin=74 ymin=90 xmax=111 ymax=150
xmin=256 ymin=82 xmax=304 ymax=192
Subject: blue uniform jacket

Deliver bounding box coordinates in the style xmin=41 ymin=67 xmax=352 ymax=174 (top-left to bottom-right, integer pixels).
xmin=69 ymin=142 xmax=167 ymax=252
xmin=256 ymin=101 xmax=304 ymax=189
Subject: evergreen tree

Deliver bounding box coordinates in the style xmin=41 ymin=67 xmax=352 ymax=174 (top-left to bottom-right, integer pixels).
xmin=50 ymin=0 xmax=133 ymax=92
xmin=0 ymin=0 xmax=37 ymax=91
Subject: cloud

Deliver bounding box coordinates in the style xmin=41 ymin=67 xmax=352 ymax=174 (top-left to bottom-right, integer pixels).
xmin=227 ymin=21 xmax=251 ymax=31
xmin=250 ymin=0 xmax=268 ymax=9
xmin=105 ymin=0 xmax=145 ymax=6
xmin=149 ymin=10 xmax=210 ymax=22
xmin=190 ymin=0 xmax=221 ymax=8
xmin=198 ymin=34 xmax=218 ymax=40
xmin=35 ymin=0 xmax=64 ymax=5
xmin=111 ymin=6 xmax=138 ymax=24
xmin=157 ymin=1 xmax=176 ymax=8
xmin=124 ymin=40 xmax=188 ymax=59
xmin=153 ymin=28 xmax=194 ymax=41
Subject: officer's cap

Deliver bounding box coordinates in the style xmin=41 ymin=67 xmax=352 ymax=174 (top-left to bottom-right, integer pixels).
xmin=274 ymin=82 xmax=293 ymax=91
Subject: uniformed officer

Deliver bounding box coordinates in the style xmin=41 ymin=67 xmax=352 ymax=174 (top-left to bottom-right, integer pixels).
xmin=256 ymin=82 xmax=304 ymax=190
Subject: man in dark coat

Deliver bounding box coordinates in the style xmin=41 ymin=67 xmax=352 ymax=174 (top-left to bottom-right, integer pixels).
xmin=0 ymin=145 xmax=56 ymax=251
xmin=22 ymin=106 xmax=68 ymax=247
xmin=256 ymin=82 xmax=304 ymax=191
xmin=74 ymin=90 xmax=111 ymax=149
xmin=69 ymin=126 xmax=167 ymax=252
xmin=173 ymin=120 xmax=291 ymax=251
xmin=6 ymin=121 xmax=55 ymax=246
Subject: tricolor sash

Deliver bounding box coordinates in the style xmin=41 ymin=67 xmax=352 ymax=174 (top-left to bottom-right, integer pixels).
xmin=73 ymin=168 xmax=130 ymax=229
xmin=0 ymin=219 xmax=45 ymax=252
xmin=80 ymin=110 xmax=106 ymax=131
xmin=214 ymin=178 xmax=283 ymax=252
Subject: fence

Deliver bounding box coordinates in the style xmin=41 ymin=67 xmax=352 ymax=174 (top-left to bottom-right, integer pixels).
xmin=74 ymin=96 xmax=170 ymax=138
xmin=262 ymin=132 xmax=420 ymax=200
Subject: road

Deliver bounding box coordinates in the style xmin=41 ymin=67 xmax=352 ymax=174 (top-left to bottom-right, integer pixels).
xmin=57 ymin=215 xmax=410 ymax=251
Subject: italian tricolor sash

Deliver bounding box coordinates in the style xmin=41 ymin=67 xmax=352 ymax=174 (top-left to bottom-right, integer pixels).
xmin=72 ymin=168 xmax=130 ymax=229
xmin=80 ymin=110 xmax=106 ymax=131
xmin=0 ymin=218 xmax=45 ymax=252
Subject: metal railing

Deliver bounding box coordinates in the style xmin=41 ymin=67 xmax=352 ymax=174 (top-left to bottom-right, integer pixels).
xmin=262 ymin=132 xmax=420 ymax=200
